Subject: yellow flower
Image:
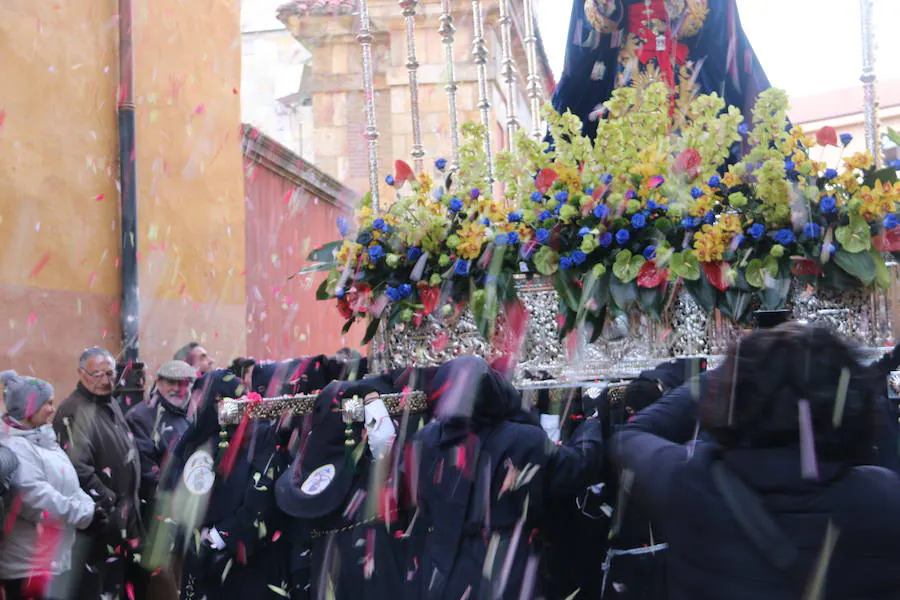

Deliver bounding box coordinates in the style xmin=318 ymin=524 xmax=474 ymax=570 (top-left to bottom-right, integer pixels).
xmin=336 ymin=241 xmax=361 ymax=265
xmin=855 ymin=180 xmax=900 ymax=221
xmin=689 ymin=195 xmax=714 ymax=218
xmin=557 ymin=165 xmax=582 ymax=190
xmin=456 ymin=222 xmax=487 ymax=260
xmin=719 ymin=214 xmax=742 ymax=236
xmin=722 ymin=170 xmax=742 ymax=188
xmin=693 ymin=224 xmax=727 ymax=262
xmin=844 ymin=151 xmax=874 ymax=171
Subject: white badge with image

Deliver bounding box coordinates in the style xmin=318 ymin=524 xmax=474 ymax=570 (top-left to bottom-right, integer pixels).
xmin=301 ymin=464 xmax=336 ymax=496
xmin=183 ymin=449 xmax=215 ymax=495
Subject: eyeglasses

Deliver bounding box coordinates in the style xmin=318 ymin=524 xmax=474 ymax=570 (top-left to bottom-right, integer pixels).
xmin=82 ymin=369 xmax=116 ymax=380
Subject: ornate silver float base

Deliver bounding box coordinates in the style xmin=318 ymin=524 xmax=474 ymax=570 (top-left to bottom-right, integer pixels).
xmin=790 ymin=284 xmax=892 ymax=348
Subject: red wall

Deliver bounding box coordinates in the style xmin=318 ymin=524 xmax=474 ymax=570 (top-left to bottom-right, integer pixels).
xmin=243 ymin=128 xmax=363 ymax=361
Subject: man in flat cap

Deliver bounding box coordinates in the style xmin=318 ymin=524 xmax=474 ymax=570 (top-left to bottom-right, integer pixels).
xmin=126 ymin=360 xmax=197 ymax=507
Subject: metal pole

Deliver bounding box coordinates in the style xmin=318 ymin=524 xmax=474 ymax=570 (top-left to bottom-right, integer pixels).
xmin=498 ymin=0 xmax=520 ymax=145
xmin=358 ymin=0 xmax=382 ymax=213
xmin=400 ymin=0 xmax=426 ymax=172
xmin=118 ymin=0 xmax=139 ymax=362
xmin=471 ymin=0 xmax=494 ymax=180
xmin=522 ymin=0 xmax=542 ymax=140
xmin=860 ymin=0 xmax=882 ymax=167
xmin=439 ymin=0 xmax=462 ymax=168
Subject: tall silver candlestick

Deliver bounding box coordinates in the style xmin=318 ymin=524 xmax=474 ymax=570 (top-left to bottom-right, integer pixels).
xmin=471 ymin=0 xmax=494 ymax=181
xmin=358 ymin=0 xmax=381 ymax=213
xmin=498 ymin=0 xmax=520 ymax=145
xmin=860 ymin=0 xmax=881 ymax=167
xmin=522 ymin=0 xmax=542 ymax=140
xmin=439 ymin=0 xmax=462 ymax=169
xmin=400 ymin=0 xmax=426 ymax=172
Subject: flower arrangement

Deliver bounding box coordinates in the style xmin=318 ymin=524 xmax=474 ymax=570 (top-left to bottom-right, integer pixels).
xmin=309 ymin=72 xmax=900 ymax=343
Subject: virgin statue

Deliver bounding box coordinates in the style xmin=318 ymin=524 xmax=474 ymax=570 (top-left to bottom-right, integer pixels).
xmin=552 ymin=0 xmax=771 ymax=139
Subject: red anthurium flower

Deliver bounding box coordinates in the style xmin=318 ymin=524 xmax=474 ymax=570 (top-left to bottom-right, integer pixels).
xmin=815 ymin=126 xmax=838 ymax=147
xmin=674 ymin=148 xmax=702 ymax=179
xmin=337 ymin=298 xmax=354 ymax=320
xmin=394 ymin=160 xmax=415 ymax=184
xmin=535 ymin=168 xmax=559 ymax=194
xmin=873 ymin=228 xmax=900 ymax=252
xmin=702 ymin=261 xmax=732 ymax=292
xmin=418 ymin=285 xmax=440 ymax=317
xmin=790 ymin=257 xmax=824 ymax=277
xmin=636 ymin=261 xmax=669 ymax=289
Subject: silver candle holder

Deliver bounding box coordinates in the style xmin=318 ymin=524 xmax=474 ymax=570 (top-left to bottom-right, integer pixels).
xmin=400 ymin=0 xmax=426 ymax=172
xmin=357 ymin=0 xmax=382 ymax=213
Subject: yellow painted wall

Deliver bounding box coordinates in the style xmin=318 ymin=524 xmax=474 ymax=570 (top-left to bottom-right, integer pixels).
xmin=0 ymin=0 xmax=246 ymax=390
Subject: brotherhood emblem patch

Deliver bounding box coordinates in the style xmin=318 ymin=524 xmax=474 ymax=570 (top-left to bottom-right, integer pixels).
xmin=183 ymin=450 xmax=215 ymax=495
xmin=300 ymin=464 xmax=335 ymax=496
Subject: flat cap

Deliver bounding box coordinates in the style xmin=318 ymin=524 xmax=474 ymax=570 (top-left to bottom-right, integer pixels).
xmin=157 ymin=360 xmax=197 ymax=381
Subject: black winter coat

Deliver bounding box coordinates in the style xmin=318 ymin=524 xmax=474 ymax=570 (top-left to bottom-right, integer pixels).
xmin=611 ymin=387 xmax=900 ymax=600
xmin=125 ymin=393 xmax=191 ymax=503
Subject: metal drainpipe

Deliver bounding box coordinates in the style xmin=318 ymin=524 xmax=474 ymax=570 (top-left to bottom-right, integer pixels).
xmin=117 ymin=0 xmax=144 ymax=407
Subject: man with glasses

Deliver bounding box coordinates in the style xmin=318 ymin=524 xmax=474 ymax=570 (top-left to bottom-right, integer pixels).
xmin=53 ymin=346 xmax=144 ymax=598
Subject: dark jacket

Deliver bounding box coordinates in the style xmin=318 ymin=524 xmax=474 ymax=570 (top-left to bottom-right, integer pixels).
xmin=611 ymin=386 xmax=900 ymax=600
xmin=53 ymin=383 xmax=143 ymax=540
xmin=126 ymin=392 xmax=192 ymax=502
xmin=414 ymin=358 xmax=604 ymax=600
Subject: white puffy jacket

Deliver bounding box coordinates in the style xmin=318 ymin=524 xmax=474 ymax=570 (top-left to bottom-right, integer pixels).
xmin=0 ymin=423 xmax=95 ymax=578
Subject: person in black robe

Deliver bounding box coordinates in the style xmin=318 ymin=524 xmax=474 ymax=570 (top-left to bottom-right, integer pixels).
xmin=552 ymin=0 xmax=770 ymax=140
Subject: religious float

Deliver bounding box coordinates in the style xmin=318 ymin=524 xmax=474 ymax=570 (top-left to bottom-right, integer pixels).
xmin=298 ymin=0 xmax=900 ymax=386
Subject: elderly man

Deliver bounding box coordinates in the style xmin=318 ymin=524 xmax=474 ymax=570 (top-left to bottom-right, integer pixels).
xmin=126 ymin=360 xmax=196 ymax=506
xmin=173 ymin=342 xmax=214 ymax=375
xmin=54 ymin=346 xmax=143 ymax=598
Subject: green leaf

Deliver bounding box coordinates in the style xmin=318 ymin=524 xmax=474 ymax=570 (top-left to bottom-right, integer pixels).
xmin=361 ymin=318 xmax=381 ymax=344
xmin=833 ymin=248 xmax=876 ymax=285
xmin=315 ymin=274 xmax=335 ymax=301
xmin=341 ymin=318 xmax=356 ymax=335
xmin=822 ymin=261 xmax=862 ymax=291
xmin=588 ymin=307 xmax=608 ymax=343
xmin=759 ymin=271 xmax=791 ymax=310
xmin=638 ymin=286 xmax=664 ymax=320
xmin=551 ymin=272 xmax=580 ymax=312
xmin=534 ymin=246 xmax=560 ymax=276
xmin=670 ymin=251 xmax=701 ymax=280
xmin=723 ymin=289 xmax=752 ymax=322
xmin=834 ymin=214 xmax=872 ymax=254
xmin=609 ymin=275 xmax=638 ymax=311
xmin=863 ymin=165 xmax=899 ymax=187
xmin=306 ymin=240 xmax=344 ymax=263
xmin=684 ymin=276 xmax=717 ymax=313
xmin=873 ymin=249 xmax=891 ymax=290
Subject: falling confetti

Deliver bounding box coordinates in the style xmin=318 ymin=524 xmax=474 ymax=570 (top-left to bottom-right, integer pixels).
xmin=28 ymin=251 xmax=52 ymax=280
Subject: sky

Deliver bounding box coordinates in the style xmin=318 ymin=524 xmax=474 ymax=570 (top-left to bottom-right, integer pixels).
xmin=536 ymin=0 xmax=900 ymax=98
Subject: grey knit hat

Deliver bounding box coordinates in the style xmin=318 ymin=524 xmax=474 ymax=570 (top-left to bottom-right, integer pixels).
xmin=0 ymin=370 xmax=54 ymax=421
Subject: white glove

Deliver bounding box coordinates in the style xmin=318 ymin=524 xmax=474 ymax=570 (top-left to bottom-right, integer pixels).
xmin=364 ymin=394 xmax=397 ymax=459
xmin=540 ymin=414 xmax=561 ymax=443
xmin=206 ymin=527 xmax=226 ymax=550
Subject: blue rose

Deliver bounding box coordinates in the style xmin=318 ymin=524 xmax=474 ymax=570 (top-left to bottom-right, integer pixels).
xmin=599 ymin=232 xmax=613 ymax=247
xmin=585 ymin=188 xmax=594 ymax=196
xmin=454 ymin=259 xmax=470 ymax=276
xmin=520 ymin=244 xmax=535 ymax=259
xmin=507 ymin=231 xmax=520 ymax=245
xmin=802 ymin=222 xmax=821 ymax=239
xmin=435 ymin=157 xmax=448 ymax=170
xmin=884 ymin=214 xmax=899 ymax=230
xmin=494 ymin=233 xmax=509 ymax=246
xmin=368 ymin=245 xmax=385 ymax=261
xmin=385 ymin=286 xmax=402 ymax=302
xmin=625 ymin=189 xmax=636 ymax=200
xmin=601 ymin=173 xmax=613 ymax=185
xmin=823 ymin=168 xmax=838 ymax=180
xmin=572 ymin=250 xmax=587 ymax=265
xmin=631 ymin=213 xmax=646 ymax=229
xmin=708 ymin=175 xmax=721 ymax=188
xmin=357 ymin=231 xmax=373 ymax=246
xmin=535 ymin=228 xmax=550 ymax=243
xmin=481 ymin=217 xmax=491 ymax=226
xmin=820 ymin=196 xmax=837 ymax=213
xmin=738 ymin=122 xmax=749 ymax=136
xmin=449 ymin=197 xmax=464 ymax=213
xmin=732 ymin=234 xmax=744 ymax=247
xmin=373 ymin=218 xmax=388 ymax=232
xmin=773 ymin=229 xmax=795 ymax=245
xmin=840 ymin=133 xmax=853 ymax=146
xmin=385 ymin=174 xmax=395 ymax=186
xmin=820 ymin=243 xmax=836 ymax=255
xmin=615 ymin=229 xmax=630 ymax=245
xmin=704 ymin=211 xmax=716 ymax=225
xmin=642 ymin=245 xmax=656 ymax=260
xmin=593 ymin=204 xmax=609 ymax=220
xmin=336 ymin=216 xmax=350 ymax=237
xmin=560 ymin=256 xmax=574 ymax=270
xmin=508 ymin=211 xmax=522 ymax=223
xmin=335 ymin=287 xmax=346 ymax=299
xmin=539 ymin=210 xmax=552 ymax=221
xmin=555 ymin=190 xmax=568 ymax=202
xmin=690 ymin=187 xmax=703 ymax=199
xmin=578 ymin=227 xmax=591 ymax=237
xmin=681 ymin=216 xmax=697 ymax=229
xmin=470 ymin=188 xmax=481 ymax=199
xmin=407 ymin=247 xmax=422 ymax=262
xmin=748 ymin=223 xmax=765 ymax=239
xmin=784 ymin=160 xmax=795 ymax=172
xmin=647 ymin=200 xmax=658 ymax=210
xmin=530 ymin=191 xmax=543 ymax=202
xmin=399 ymin=283 xmax=413 ymax=298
